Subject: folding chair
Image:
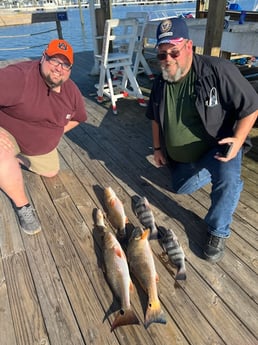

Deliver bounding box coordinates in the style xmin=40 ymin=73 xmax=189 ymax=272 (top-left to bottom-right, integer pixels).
xmin=95 ymin=18 xmax=147 ymax=115
xmin=126 ymin=12 xmax=155 ymax=80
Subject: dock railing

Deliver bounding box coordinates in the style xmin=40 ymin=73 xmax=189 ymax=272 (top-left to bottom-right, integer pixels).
xmin=0 ymin=11 xmax=68 ymax=55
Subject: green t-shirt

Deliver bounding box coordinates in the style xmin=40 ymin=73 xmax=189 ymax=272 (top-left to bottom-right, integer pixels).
xmin=164 ymin=68 xmax=211 ymax=162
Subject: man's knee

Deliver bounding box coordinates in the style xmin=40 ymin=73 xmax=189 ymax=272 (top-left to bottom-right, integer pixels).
xmin=0 ymin=143 xmax=16 ymax=160
xmin=170 ymin=184 xmax=183 ymax=194
xmin=170 ymin=186 xmax=190 ymax=195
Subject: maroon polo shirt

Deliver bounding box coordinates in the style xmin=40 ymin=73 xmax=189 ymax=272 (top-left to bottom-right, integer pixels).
xmin=0 ymin=60 xmax=87 ymax=155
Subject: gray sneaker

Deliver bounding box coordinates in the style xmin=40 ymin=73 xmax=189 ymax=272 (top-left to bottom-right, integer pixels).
xmin=203 ymin=233 xmax=226 ymax=263
xmin=16 ymin=205 xmax=42 ymax=235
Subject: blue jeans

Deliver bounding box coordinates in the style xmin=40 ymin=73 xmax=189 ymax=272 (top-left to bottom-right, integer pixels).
xmin=168 ymin=147 xmax=243 ymax=238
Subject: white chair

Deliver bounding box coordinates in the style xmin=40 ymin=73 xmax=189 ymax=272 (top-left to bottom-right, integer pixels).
xmin=126 ymin=12 xmax=154 ymax=80
xmin=95 ymin=18 xmax=147 ymax=115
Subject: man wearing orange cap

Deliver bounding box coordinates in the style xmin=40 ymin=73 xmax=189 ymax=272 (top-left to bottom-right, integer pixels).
xmin=146 ymin=18 xmax=258 ymax=263
xmin=0 ymin=39 xmax=87 ymax=235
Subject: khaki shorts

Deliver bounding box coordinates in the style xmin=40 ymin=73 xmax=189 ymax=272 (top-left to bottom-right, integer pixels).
xmin=1 ymin=127 xmax=60 ymax=175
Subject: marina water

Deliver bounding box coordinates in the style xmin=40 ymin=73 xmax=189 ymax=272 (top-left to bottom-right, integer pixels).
xmin=0 ymin=0 xmax=257 ymax=61
xmin=0 ymin=3 xmax=195 ymax=61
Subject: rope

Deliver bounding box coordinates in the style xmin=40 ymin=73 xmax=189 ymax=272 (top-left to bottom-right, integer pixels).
xmin=0 ymin=27 xmax=56 ymax=39
xmin=0 ymin=27 xmax=57 ymax=51
xmin=0 ymin=43 xmax=48 ymax=51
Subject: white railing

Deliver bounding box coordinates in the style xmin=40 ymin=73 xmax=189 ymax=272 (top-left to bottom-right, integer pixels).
xmin=148 ymin=8 xmax=195 ymax=21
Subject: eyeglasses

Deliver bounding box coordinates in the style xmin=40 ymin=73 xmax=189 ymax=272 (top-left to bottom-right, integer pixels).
xmin=157 ymin=43 xmax=187 ymax=61
xmin=45 ymin=55 xmax=72 ymax=71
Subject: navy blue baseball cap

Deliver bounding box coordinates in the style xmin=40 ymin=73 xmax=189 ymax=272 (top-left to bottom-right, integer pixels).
xmin=156 ymin=17 xmax=189 ymax=46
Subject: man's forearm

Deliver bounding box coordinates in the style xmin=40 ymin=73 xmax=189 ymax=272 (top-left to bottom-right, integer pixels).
xmin=152 ymin=120 xmax=161 ymax=149
xmin=234 ymin=110 xmax=258 ymax=147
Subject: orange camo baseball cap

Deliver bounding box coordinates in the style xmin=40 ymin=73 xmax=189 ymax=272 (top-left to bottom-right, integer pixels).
xmin=45 ymin=39 xmax=73 ymax=65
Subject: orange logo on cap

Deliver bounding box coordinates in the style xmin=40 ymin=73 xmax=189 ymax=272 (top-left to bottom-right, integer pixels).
xmin=58 ymin=42 xmax=68 ymax=51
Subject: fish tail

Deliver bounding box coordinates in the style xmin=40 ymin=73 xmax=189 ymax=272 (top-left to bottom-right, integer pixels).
xmin=110 ymin=308 xmax=140 ymax=332
xmin=144 ymin=299 xmax=166 ymax=329
xmin=149 ymin=225 xmax=159 ymax=240
xmin=175 ymin=266 xmax=187 ymax=281
xmin=117 ymin=228 xmax=127 ymax=241
xmin=95 ymin=209 xmax=106 ymax=230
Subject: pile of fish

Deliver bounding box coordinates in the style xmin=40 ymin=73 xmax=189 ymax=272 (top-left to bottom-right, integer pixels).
xmin=95 ymin=186 xmax=187 ymax=332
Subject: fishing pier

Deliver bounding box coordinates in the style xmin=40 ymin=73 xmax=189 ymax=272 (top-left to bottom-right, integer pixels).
xmin=0 ymin=0 xmax=258 ymax=342
xmin=0 ymin=49 xmax=257 ymax=345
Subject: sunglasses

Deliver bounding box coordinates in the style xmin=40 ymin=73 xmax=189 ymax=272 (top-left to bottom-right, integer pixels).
xmin=157 ymin=43 xmax=187 ymax=61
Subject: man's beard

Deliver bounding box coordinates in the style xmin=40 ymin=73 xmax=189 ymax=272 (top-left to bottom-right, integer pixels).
xmin=161 ymin=64 xmax=183 ymax=82
xmin=44 ymin=74 xmax=63 ymax=89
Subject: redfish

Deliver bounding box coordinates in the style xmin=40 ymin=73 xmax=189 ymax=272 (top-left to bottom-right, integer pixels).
xmin=127 ymin=227 xmax=166 ymax=328
xmin=102 ymin=227 xmax=139 ymax=332
xmin=104 ymin=187 xmax=127 ymax=240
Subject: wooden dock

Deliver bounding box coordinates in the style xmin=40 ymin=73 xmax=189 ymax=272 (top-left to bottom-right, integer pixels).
xmin=0 ymin=51 xmax=257 ymax=345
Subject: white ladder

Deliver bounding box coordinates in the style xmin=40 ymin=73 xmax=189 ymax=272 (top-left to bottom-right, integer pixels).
xmin=95 ymin=18 xmax=147 ymax=115
xmin=126 ymin=11 xmax=154 ymax=80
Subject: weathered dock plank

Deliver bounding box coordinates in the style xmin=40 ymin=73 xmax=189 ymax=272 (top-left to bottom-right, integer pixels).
xmin=0 ymin=192 xmax=24 ymax=258
xmin=23 ymin=172 xmax=120 ymax=345
xmin=3 ymin=251 xmax=49 ymax=345
xmin=0 ymin=258 xmax=17 ymax=345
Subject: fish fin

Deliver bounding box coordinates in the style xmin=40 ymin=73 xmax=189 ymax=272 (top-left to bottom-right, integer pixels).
xmin=142 ymin=228 xmax=150 ymax=240
xmin=110 ymin=199 xmax=116 ymax=207
xmin=114 ymin=247 xmax=125 ymax=259
xmin=155 ymin=273 xmax=159 ymax=283
xmin=129 ymin=280 xmax=134 ymax=292
xmin=144 ymin=300 xmax=166 ymax=329
xmin=110 ymin=308 xmax=140 ymax=332
xmin=144 ymin=196 xmax=150 ymax=207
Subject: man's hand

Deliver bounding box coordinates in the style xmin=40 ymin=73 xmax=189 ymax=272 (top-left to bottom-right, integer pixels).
xmin=214 ymin=137 xmax=240 ymax=162
xmin=154 ymin=150 xmax=166 ymax=167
